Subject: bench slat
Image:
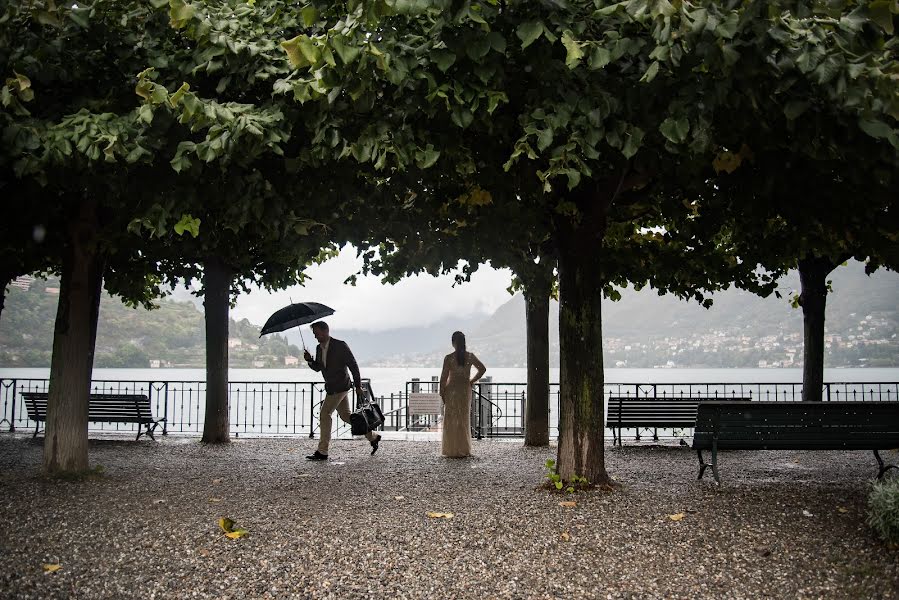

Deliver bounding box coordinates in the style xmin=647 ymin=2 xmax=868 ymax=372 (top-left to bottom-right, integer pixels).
xmin=20 ymin=392 xmax=157 ymax=426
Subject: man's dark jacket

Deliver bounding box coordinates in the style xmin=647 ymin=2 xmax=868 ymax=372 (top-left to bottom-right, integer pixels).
xmin=305 ymin=337 xmax=362 ymax=394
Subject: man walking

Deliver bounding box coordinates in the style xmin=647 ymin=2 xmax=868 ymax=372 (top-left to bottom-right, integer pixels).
xmin=303 ymin=321 xmax=381 ymax=460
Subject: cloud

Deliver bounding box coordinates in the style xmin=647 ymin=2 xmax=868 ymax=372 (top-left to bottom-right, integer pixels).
xmin=231 ymin=246 xmax=515 ymax=332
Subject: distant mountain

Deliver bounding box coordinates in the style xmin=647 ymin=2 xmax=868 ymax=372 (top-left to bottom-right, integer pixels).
xmin=279 ymin=314 xmax=487 ymax=365
xmin=0 ymin=278 xmax=299 ymax=369
xmin=2 ymin=261 xmax=896 ymax=369
xmin=372 ymin=261 xmax=899 ymax=368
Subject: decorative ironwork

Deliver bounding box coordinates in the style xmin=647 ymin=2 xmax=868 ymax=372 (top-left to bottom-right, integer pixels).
xmin=0 ymin=378 xmax=895 ymax=442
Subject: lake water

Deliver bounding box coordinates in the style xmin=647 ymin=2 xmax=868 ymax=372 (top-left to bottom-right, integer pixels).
xmin=2 ymin=366 xmax=897 ymax=396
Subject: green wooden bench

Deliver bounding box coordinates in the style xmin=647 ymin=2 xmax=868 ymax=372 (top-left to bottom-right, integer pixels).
xmin=21 ymin=391 xmax=165 ymax=440
xmin=692 ymin=401 xmax=899 ymax=484
xmin=607 ymin=396 xmax=750 ymax=446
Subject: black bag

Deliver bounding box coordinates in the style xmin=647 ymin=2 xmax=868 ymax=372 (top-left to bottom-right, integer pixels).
xmin=350 ymin=385 xmax=384 ymax=436
xmin=350 ymin=403 xmax=383 ymax=435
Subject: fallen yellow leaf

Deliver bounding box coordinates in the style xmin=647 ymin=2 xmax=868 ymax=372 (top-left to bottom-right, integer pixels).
xmin=837 ymin=507 xmax=849 ymax=514
xmin=561 ymin=531 xmax=570 ymax=542
xmin=426 ymin=511 xmax=454 ymax=519
xmin=43 ymin=564 xmax=61 ymax=573
xmin=559 ymin=501 xmax=577 ymax=508
xmin=668 ymin=513 xmax=685 ymax=521
xmin=218 ymin=517 xmax=248 ymax=539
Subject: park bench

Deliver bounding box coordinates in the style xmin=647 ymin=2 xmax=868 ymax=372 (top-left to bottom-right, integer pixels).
xmin=692 ymin=400 xmax=899 ymax=484
xmin=607 ymin=395 xmax=750 ymax=446
xmin=21 ymin=391 xmax=165 ymax=440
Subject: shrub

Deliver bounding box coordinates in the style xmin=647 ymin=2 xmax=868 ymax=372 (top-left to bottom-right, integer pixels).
xmin=867 ymin=477 xmax=899 ymax=546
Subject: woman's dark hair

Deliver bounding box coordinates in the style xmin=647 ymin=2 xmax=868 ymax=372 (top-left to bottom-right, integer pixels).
xmin=452 ymin=331 xmax=466 ymax=366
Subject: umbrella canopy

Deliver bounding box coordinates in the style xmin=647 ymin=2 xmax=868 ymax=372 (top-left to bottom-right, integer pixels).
xmin=259 ymin=302 xmax=335 ymax=337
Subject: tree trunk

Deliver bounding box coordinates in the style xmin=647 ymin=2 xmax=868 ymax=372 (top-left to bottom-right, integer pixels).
xmin=555 ymin=205 xmax=611 ymax=486
xmin=43 ymin=201 xmax=104 ymax=475
xmin=523 ymin=275 xmax=551 ymax=447
xmin=202 ymin=257 xmax=232 ymax=443
xmin=0 ymin=273 xmax=11 ymax=322
xmin=798 ymin=255 xmax=835 ymax=402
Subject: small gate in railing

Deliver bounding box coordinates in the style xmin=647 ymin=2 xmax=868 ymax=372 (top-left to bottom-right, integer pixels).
xmin=1 ymin=378 xmax=897 ymax=441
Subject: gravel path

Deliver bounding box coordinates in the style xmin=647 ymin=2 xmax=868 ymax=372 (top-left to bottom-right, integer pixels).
xmin=0 ymin=435 xmax=897 ymax=600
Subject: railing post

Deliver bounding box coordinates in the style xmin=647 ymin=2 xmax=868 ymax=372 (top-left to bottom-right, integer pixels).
xmin=9 ymin=379 xmax=17 ymax=432
xmin=476 ymin=376 xmax=492 ymax=438
xmin=405 ymin=382 xmax=411 ymax=433
xmin=308 ymin=384 xmax=315 ymax=439
xmin=162 ymin=382 xmax=169 ymax=435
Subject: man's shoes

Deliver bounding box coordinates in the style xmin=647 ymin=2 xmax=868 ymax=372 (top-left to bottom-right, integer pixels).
xmin=306 ymin=451 xmax=328 ymax=461
xmin=370 ymin=434 xmax=382 ymax=456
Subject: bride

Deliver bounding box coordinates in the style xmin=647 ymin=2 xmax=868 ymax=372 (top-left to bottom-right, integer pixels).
xmin=438 ymin=331 xmax=487 ymax=458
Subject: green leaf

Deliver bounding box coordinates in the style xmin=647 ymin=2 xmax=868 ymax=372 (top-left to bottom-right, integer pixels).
xmin=640 ymin=61 xmax=660 ymax=83
xmin=868 ymin=0 xmax=894 ymax=34
xmin=451 ymin=107 xmax=473 ymax=129
xmin=281 ymin=37 xmax=309 ymax=68
xmin=487 ymin=91 xmax=507 ymax=114
xmin=621 ymin=126 xmax=645 ymax=158
xmin=516 ymin=21 xmax=544 ymax=49
xmin=859 ymin=119 xmax=894 ymax=140
xmin=561 ymin=32 xmax=584 ymax=69
xmin=68 ymin=7 xmax=91 ymax=29
xmin=659 ymin=117 xmax=689 ymax=143
xmin=594 ymin=2 xmax=626 ymax=17
xmin=301 ymin=5 xmax=319 ymax=27
xmin=537 ymin=128 xmax=554 ymax=151
xmin=174 ymin=214 xmax=201 ymax=237
xmin=415 ymin=145 xmax=441 ymax=169
xmin=466 ymin=36 xmax=491 ymax=61
xmin=716 ymin=12 xmax=740 ymax=39
xmin=169 ymin=82 xmax=191 ymax=107
xmin=331 ymin=36 xmax=361 ymax=65
xmin=783 ymin=101 xmax=809 ymax=120
xmin=589 ymin=46 xmax=612 ymax=70
xmin=169 ymin=0 xmax=195 ymax=29
xmin=432 ymin=49 xmax=456 ymax=72
xmin=138 ymin=104 xmax=154 ymax=125
xmin=488 ymin=32 xmax=506 ymax=54
xmin=394 ymin=0 xmax=432 ymax=14
xmin=297 ymin=36 xmax=322 ymax=65
xmin=35 ymin=10 xmax=62 ymax=27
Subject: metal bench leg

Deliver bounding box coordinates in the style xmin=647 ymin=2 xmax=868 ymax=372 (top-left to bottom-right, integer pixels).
xmin=874 ymin=450 xmax=898 ymax=480
xmin=697 ymin=449 xmax=708 ymax=480
xmin=138 ymin=422 xmax=160 ymax=441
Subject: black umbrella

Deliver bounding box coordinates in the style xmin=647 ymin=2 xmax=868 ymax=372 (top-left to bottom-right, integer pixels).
xmin=259 ymin=301 xmax=335 ymax=349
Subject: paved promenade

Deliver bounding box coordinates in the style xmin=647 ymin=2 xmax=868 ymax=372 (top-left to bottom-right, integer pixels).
xmin=0 ymin=435 xmax=896 ymax=599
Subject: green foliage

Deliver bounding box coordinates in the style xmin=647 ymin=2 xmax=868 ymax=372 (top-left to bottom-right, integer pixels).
xmin=867 ymin=477 xmax=899 ymax=546
xmin=543 ymin=459 xmax=590 ymax=493
xmin=0 ymin=279 xmax=294 ymax=368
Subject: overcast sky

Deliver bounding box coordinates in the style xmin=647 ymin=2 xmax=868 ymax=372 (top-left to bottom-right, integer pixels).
xmin=230 ymin=246 xmax=516 ymax=332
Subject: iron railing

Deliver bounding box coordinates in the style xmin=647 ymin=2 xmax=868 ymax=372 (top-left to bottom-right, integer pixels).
xmin=1 ymin=378 xmax=896 ymax=442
